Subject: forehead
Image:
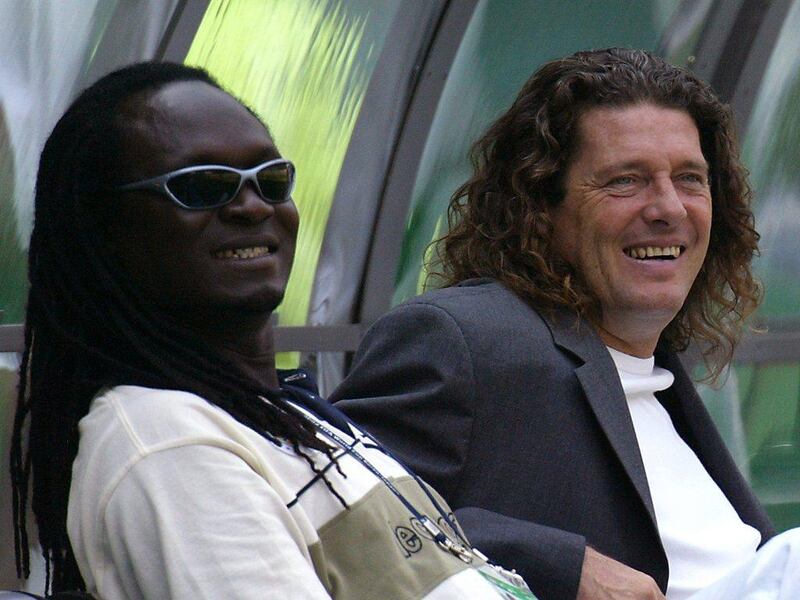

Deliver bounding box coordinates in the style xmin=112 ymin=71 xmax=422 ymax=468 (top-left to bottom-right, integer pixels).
xmin=571 ymin=103 xmax=705 ymax=168
xmin=117 ymin=80 xmax=276 ymax=177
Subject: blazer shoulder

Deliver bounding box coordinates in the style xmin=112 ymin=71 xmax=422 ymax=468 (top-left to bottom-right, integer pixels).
xmin=397 ymin=279 xmax=547 ymax=328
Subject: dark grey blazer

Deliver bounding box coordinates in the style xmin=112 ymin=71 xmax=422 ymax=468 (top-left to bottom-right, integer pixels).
xmin=331 ymin=279 xmax=774 ymax=600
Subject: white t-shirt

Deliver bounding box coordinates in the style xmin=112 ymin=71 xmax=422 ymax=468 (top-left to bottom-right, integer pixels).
xmin=68 ymin=385 xmax=517 ymax=600
xmin=607 ymin=348 xmax=760 ymax=599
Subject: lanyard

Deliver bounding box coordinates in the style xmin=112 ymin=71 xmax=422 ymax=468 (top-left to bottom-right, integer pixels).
xmin=305 ymin=410 xmax=484 ymax=564
xmin=273 ymin=387 xmax=535 ymax=597
xmin=278 ymin=381 xmax=473 ymax=551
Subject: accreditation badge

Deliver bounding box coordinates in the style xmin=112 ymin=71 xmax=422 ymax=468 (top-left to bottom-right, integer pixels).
xmin=477 ymin=563 xmax=539 ymax=599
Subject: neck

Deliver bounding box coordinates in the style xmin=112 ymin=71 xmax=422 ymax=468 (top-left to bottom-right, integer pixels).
xmin=171 ymin=307 xmax=280 ymax=391
xmin=597 ymin=319 xmax=664 ymax=359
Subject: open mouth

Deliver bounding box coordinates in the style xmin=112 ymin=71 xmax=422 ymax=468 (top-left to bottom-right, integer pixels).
xmin=624 ymin=245 xmax=683 ymax=260
xmin=213 ymin=246 xmax=272 ymax=260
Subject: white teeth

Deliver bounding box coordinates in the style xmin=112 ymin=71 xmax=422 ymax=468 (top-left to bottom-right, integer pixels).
xmin=625 ymin=246 xmax=681 ymax=259
xmin=214 ymin=246 xmax=271 ymax=260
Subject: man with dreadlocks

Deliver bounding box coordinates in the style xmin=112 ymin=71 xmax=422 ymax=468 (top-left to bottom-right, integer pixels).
xmin=10 ymin=62 xmax=533 ymax=600
xmin=332 ymin=48 xmax=800 ymax=600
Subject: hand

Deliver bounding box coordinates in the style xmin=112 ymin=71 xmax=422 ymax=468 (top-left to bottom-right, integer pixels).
xmin=576 ymin=546 xmax=666 ymax=600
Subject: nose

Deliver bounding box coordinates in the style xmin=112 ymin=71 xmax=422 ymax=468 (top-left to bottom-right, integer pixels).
xmin=218 ymin=181 xmax=274 ymax=223
xmin=643 ymin=176 xmax=687 ymax=227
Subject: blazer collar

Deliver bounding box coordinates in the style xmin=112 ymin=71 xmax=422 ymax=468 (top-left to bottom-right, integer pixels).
xmin=544 ymin=308 xmax=659 ymax=531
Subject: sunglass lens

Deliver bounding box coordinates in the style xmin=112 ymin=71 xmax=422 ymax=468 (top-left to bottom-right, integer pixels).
xmin=168 ymin=170 xmax=239 ymax=208
xmin=256 ymin=163 xmax=293 ymax=203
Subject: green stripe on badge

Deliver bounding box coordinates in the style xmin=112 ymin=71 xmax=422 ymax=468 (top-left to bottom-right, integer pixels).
xmin=478 ymin=570 xmax=539 ymax=599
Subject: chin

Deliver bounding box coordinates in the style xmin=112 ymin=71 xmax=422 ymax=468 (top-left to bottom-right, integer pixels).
xmin=237 ymin=291 xmax=285 ymax=315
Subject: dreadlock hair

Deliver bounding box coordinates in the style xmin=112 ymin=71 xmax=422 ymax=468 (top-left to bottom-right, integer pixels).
xmin=11 ymin=61 xmax=342 ymax=594
xmin=429 ymin=47 xmax=761 ymax=382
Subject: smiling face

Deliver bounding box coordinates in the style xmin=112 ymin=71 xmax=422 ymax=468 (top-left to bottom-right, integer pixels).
xmin=549 ymin=103 xmax=712 ymax=356
xmin=103 ymin=80 xmax=299 ymax=317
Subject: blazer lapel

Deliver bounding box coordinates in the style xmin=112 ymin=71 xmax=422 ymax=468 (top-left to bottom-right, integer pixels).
xmin=545 ymin=311 xmax=659 ymax=530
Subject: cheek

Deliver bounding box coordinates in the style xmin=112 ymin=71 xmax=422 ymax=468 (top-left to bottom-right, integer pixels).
xmin=686 ymin=201 xmax=713 ymax=260
xmin=104 ymin=207 xmax=207 ymax=291
xmin=559 ymin=213 xmax=599 ymax=268
xmin=280 ymin=202 xmax=300 ymax=238
xmin=549 ymin=206 xmax=580 ymax=263
xmin=699 ymin=206 xmax=713 ymax=242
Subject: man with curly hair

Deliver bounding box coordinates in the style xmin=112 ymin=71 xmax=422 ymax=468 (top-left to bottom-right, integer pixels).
xmin=333 ymin=48 xmax=799 ymax=599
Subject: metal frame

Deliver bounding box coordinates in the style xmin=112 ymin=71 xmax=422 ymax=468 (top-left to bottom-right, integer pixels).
xmin=6 ymin=320 xmax=800 ymax=359
xmin=706 ymin=0 xmax=773 ymax=104
xmin=305 ymin=1 xmax=460 ymax=391
xmin=67 ymin=0 xmax=194 ymax=96
xmin=156 ymin=0 xmax=212 ymax=62
xmin=0 ymin=323 xmax=362 ymax=353
xmin=726 ymin=0 xmax=794 ymax=127
xmin=701 ymin=0 xmax=798 ymax=366
xmin=668 ymin=0 xmax=800 ymax=370
xmin=736 ymin=329 xmax=800 ymax=364
xmin=355 ymin=0 xmax=479 ymax=325
xmin=657 ymin=0 xmax=722 ymax=71
xmin=658 ymin=0 xmax=791 ymax=124
xmin=0 ymin=326 xmax=23 ymax=353
xmin=689 ymin=0 xmax=748 ymax=84
xmin=307 ymin=0 xmax=449 ymax=334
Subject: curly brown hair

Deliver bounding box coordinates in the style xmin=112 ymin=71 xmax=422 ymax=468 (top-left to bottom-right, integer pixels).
xmin=429 ymin=47 xmax=760 ymax=380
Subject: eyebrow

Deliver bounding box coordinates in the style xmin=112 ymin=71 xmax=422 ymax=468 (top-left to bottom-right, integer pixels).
xmin=596 ymin=159 xmax=709 ymax=180
xmin=677 ymin=159 xmax=710 ymax=174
